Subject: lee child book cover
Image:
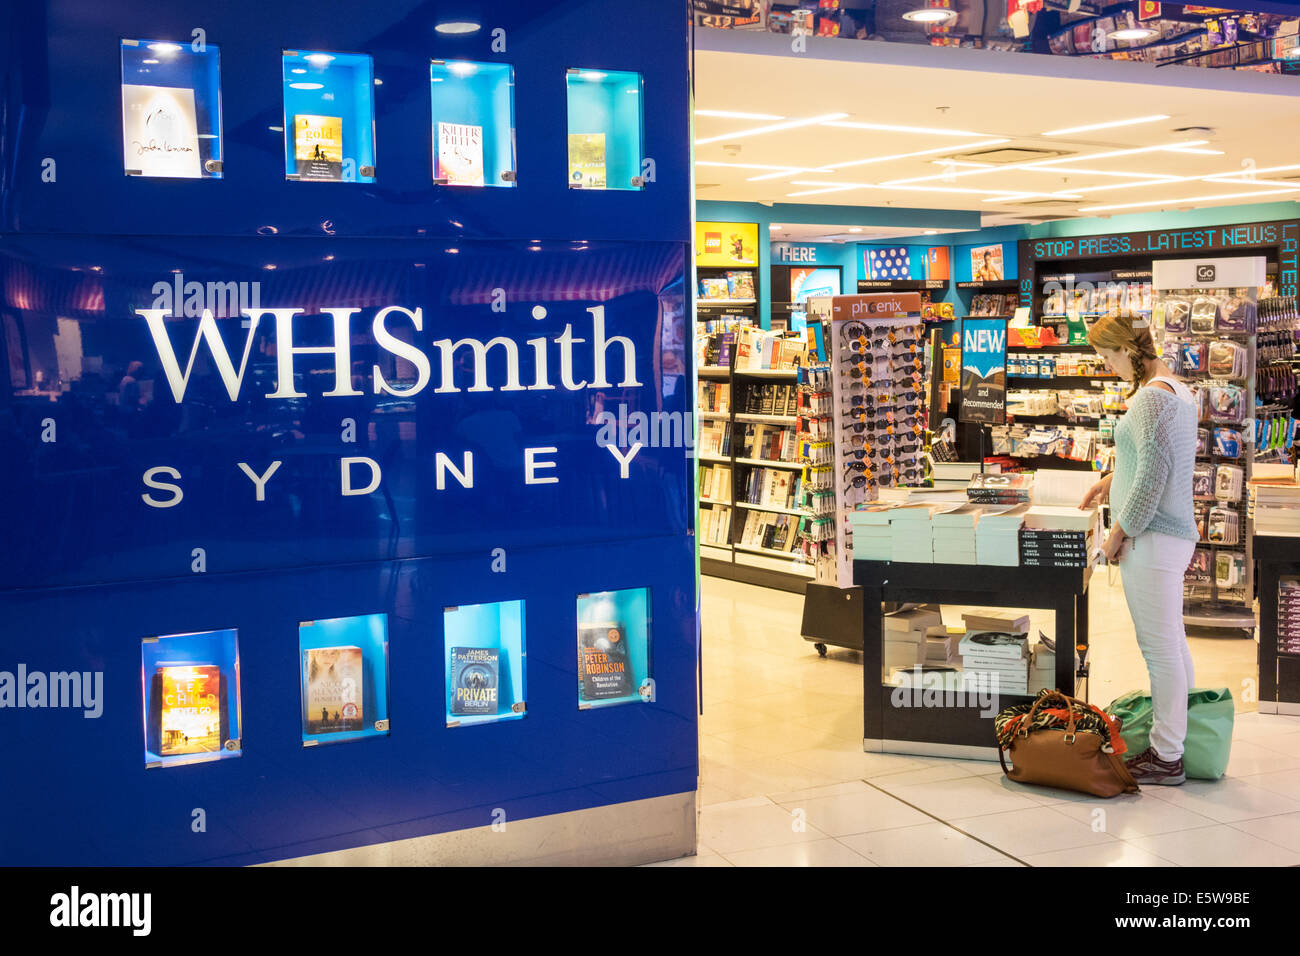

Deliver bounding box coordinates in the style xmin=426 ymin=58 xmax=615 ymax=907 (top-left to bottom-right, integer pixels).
xmin=449 ymin=646 xmax=499 ymax=715
xmin=304 ymin=646 xmax=364 ymax=734
xmin=568 ymin=133 xmax=607 ymax=188
xmin=156 ymin=665 xmax=222 ymax=755
xmin=578 ymin=623 xmax=633 ymax=700
xmin=293 ymin=114 xmax=344 ymax=181
xmin=437 ymin=122 xmax=485 ymax=186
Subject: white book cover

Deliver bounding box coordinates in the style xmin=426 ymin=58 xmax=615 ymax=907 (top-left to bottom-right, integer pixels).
xmin=122 ymin=84 xmax=202 ymax=178
xmin=438 ymin=122 xmax=485 ymax=186
xmin=1023 ymin=505 xmax=1096 ymax=532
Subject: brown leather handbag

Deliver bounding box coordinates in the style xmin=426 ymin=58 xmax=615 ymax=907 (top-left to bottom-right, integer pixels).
xmin=996 ymin=690 xmax=1139 ymax=797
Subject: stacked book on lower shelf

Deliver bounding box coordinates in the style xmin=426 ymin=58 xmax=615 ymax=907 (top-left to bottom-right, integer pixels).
xmin=1252 ymin=463 xmax=1300 ymax=537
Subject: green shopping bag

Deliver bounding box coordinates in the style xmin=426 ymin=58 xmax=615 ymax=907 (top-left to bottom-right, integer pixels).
xmin=1106 ymin=688 xmax=1234 ymax=780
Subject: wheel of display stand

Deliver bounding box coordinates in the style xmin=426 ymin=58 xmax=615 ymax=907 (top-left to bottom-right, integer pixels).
xmin=815 ymin=643 xmax=828 ymax=658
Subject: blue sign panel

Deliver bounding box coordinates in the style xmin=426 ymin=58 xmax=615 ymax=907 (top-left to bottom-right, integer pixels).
xmin=959 ymin=317 xmax=1007 ymax=426
xmin=0 ymin=0 xmax=695 ymax=866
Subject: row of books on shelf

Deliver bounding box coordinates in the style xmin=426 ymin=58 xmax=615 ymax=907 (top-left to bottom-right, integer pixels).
xmin=849 ymin=495 xmax=1098 ymax=567
xmin=698 ymin=380 xmax=731 ymax=414
xmin=742 ymin=382 xmax=800 ymax=417
xmin=699 ymin=462 xmax=732 ymax=502
xmin=699 ymin=420 xmax=732 ymax=457
xmin=737 ymin=510 xmax=801 ymax=553
xmin=698 ymin=271 xmax=755 ymax=301
xmin=696 ymin=327 xmax=808 ymax=371
xmin=738 ymin=422 xmax=798 ymax=462
xmin=884 ymin=609 xmax=1072 ymax=696
xmin=740 ymin=467 xmax=802 ymax=511
xmin=699 ymin=503 xmax=733 ymax=546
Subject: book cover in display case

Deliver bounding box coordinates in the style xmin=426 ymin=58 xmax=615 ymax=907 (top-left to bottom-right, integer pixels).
xmin=303 ymin=645 xmax=364 ymax=734
xmin=121 ymin=84 xmax=202 ymax=178
xmin=577 ymin=623 xmax=634 ymax=700
xmin=449 ymin=646 xmax=500 ymax=715
xmin=437 ymin=122 xmax=485 ymax=186
xmin=568 ymin=133 xmax=607 ymax=188
xmin=151 ymin=664 xmax=225 ymax=756
xmin=293 ymin=114 xmax=344 ymax=181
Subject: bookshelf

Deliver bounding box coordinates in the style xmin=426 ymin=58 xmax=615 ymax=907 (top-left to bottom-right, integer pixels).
xmin=695 ymin=326 xmax=815 ymax=593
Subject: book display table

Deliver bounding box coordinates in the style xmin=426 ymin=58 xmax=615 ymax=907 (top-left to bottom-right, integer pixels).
xmin=1255 ymin=535 xmax=1300 ymax=715
xmin=853 ymin=559 xmax=1092 ymax=759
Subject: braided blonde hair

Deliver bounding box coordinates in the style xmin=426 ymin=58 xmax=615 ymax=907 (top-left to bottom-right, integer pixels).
xmin=1087 ymin=312 xmax=1159 ymax=396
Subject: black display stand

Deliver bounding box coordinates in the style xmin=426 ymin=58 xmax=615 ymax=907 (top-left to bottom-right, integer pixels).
xmin=853 ymin=559 xmax=1091 ymax=755
xmin=1254 ymin=534 xmax=1300 ymax=715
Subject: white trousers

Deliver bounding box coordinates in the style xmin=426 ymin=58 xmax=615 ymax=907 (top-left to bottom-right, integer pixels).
xmin=1119 ymin=531 xmax=1198 ymax=761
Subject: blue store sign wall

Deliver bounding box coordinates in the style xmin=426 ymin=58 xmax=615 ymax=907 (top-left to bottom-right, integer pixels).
xmin=0 ymin=0 xmax=696 ymax=865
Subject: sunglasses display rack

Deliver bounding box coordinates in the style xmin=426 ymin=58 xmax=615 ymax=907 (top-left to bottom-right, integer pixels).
xmin=828 ymin=311 xmax=928 ymax=588
xmin=1158 ymin=281 xmax=1260 ymax=630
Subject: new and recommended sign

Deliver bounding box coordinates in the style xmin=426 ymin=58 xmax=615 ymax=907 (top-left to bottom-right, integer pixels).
xmin=960 ymin=317 xmax=1007 ymax=426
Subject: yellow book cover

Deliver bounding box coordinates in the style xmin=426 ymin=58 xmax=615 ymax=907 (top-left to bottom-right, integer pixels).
xmin=293 ymin=114 xmax=344 ymax=181
xmin=568 ymin=133 xmax=606 ymax=188
xmin=304 ymin=645 xmax=364 ymax=733
xmin=159 ymin=665 xmax=221 ymax=755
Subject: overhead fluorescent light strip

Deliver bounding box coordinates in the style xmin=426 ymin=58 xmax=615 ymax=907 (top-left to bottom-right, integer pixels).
xmin=789 ymin=180 xmax=1074 ymax=199
xmin=823 ymin=138 xmax=1009 ymax=172
xmin=1041 ymin=114 xmax=1170 ymax=137
xmin=1079 ymin=187 xmax=1300 ymax=213
xmin=884 ymin=140 xmax=1210 ymax=187
xmin=695 ymin=112 xmax=849 ymax=146
xmin=821 ymin=120 xmax=998 ymax=138
xmin=695 ymin=109 xmax=785 ymax=121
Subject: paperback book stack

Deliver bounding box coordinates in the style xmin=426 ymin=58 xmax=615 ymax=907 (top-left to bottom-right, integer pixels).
xmin=1029 ymin=635 xmax=1055 ymax=694
xmin=924 ymin=624 xmax=963 ymax=665
xmin=1280 ymin=578 xmax=1300 ymax=656
xmin=931 ymin=503 xmax=982 ymax=565
xmin=883 ymin=606 xmax=941 ymax=679
xmin=1019 ymin=506 xmax=1096 ymax=567
xmin=1251 ymin=465 xmax=1300 ymax=537
xmin=967 ymin=472 xmax=1033 ymax=505
xmin=957 ymin=630 xmax=1029 ymax=696
xmin=889 ymin=504 xmax=941 ymax=563
xmin=848 ymin=504 xmax=894 ymax=561
xmin=974 ymin=503 xmax=1027 ymax=566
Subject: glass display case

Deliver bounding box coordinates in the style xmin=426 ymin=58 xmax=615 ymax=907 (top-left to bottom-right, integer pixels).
xmin=141 ymin=629 xmax=241 ymax=767
xmin=565 ymin=68 xmax=644 ymax=191
xmin=443 ymin=600 xmax=526 ymax=726
xmin=299 ymin=614 xmax=391 ymax=745
xmin=429 ymin=60 xmax=516 ymax=187
xmin=282 ymin=50 xmax=376 ymax=183
xmin=576 ymin=588 xmax=653 ymax=707
xmin=120 ymin=39 xmax=223 ymax=178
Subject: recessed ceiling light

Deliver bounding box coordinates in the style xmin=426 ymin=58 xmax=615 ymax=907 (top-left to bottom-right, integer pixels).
xmin=695 ymin=113 xmax=849 ymax=146
xmin=1079 ymin=187 xmax=1300 ymax=213
xmin=696 ymin=109 xmax=784 ymax=121
xmin=142 ymin=58 xmax=159 ymax=64
xmin=576 ymin=71 xmax=607 ymax=81
xmin=447 ymin=61 xmax=478 ymax=76
xmin=695 ymin=160 xmax=807 ymax=171
xmin=1109 ymin=27 xmax=1158 ymax=42
xmin=769 ymin=224 xmax=782 ymax=230
xmin=849 ymin=227 xmax=863 ymax=233
xmin=823 ymin=120 xmax=995 ymax=138
xmin=435 ymin=20 xmax=481 ymax=34
xmin=1041 ymin=114 xmax=1170 ymax=137
xmin=923 ymin=230 xmax=939 ymax=235
xmin=902 ymin=8 xmax=957 ymax=24
xmin=305 ymin=54 xmax=335 ymax=66
xmin=147 ymin=42 xmax=182 ymax=54
xmin=1166 ymin=147 xmax=1224 ymax=155
xmin=290 ymin=68 xmax=307 ymax=74
xmin=289 ymin=82 xmax=324 ymax=90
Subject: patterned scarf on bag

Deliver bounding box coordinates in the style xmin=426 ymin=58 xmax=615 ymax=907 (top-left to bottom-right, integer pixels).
xmin=994 ymin=689 xmax=1128 ymax=755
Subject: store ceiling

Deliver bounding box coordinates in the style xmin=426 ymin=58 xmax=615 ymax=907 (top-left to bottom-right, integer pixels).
xmin=764 ymin=222 xmax=973 ymax=242
xmin=693 ymin=46 xmax=1300 ymax=227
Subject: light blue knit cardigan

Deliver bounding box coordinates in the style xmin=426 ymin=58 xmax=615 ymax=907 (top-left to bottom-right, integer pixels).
xmin=1111 ymin=385 xmax=1199 ymax=542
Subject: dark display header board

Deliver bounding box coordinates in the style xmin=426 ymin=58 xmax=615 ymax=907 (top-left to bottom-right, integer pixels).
xmin=1019 ymin=219 xmax=1300 ymax=302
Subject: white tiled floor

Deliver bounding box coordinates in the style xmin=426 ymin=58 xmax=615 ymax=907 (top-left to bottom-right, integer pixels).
xmin=654 ymin=572 xmax=1300 ymax=867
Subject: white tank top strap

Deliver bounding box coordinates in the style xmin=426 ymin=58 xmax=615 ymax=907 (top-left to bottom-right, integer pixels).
xmin=1144 ymin=375 xmax=1193 ymax=402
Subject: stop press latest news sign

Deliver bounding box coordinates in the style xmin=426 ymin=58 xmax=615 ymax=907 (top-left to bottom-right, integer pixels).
xmin=830 ymin=292 xmax=923 ymax=319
